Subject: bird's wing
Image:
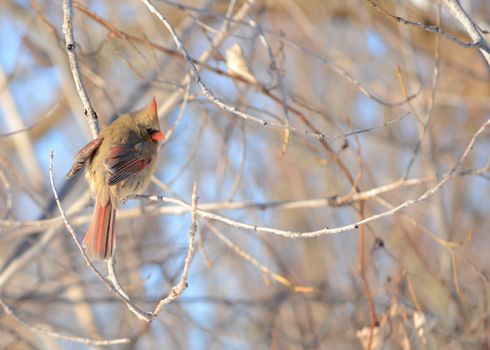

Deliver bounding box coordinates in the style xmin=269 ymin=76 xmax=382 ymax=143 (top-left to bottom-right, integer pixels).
xmin=67 ymin=138 xmax=103 ymax=178
xmin=104 ymin=143 xmax=152 ymax=186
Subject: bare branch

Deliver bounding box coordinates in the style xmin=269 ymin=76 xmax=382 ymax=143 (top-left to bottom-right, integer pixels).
xmin=49 ymin=150 xmax=151 ymax=322
xmin=443 ymin=0 xmax=490 ymax=66
xmin=366 ymin=0 xmax=489 ymax=54
xmin=62 ymin=0 xmax=99 ymax=138
xmin=150 ymin=182 xmax=199 ymax=318
xmin=135 ymin=117 xmax=490 ymax=238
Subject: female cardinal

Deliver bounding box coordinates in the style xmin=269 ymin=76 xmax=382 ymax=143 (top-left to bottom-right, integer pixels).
xmin=67 ymin=98 xmax=164 ymax=260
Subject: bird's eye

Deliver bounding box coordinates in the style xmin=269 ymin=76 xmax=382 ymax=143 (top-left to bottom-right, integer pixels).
xmin=146 ymin=127 xmax=155 ymax=135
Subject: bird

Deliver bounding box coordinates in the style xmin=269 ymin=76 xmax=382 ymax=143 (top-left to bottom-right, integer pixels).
xmin=67 ymin=97 xmax=164 ymax=260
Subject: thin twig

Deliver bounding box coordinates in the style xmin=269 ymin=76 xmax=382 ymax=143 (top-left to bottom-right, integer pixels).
xmin=400 ymin=7 xmax=441 ymax=180
xmin=150 ymin=182 xmax=199 ymax=318
xmin=248 ymin=18 xmax=291 ymax=154
xmin=357 ymin=203 xmax=377 ymax=350
xmin=62 ymin=0 xmax=99 ymax=138
xmin=162 ymin=81 xmax=191 ymax=143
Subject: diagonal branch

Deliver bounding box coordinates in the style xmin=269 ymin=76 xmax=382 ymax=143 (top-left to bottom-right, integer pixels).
xmin=49 ymin=150 xmax=151 ymax=322
xmin=134 ymin=116 xmax=490 ymax=238
xmin=366 ymin=0 xmax=487 ymax=51
xmin=443 ymin=0 xmax=490 ymax=67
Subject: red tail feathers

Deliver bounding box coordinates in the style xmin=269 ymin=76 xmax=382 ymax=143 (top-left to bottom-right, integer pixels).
xmin=83 ymin=200 xmax=116 ymax=260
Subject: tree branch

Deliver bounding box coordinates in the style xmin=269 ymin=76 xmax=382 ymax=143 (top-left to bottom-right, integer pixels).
xmin=443 ymin=0 xmax=490 ymax=67
xmin=62 ymin=0 xmax=99 ymax=138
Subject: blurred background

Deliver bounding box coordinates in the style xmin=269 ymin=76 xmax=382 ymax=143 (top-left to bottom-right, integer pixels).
xmin=1 ymin=0 xmax=490 ymax=349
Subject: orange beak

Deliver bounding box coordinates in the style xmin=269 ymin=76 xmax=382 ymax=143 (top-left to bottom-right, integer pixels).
xmin=151 ymin=131 xmax=165 ymax=141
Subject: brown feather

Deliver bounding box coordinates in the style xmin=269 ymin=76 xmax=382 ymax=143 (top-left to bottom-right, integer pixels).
xmin=68 ymin=98 xmax=163 ymax=260
xmin=66 ymin=138 xmax=103 ymax=178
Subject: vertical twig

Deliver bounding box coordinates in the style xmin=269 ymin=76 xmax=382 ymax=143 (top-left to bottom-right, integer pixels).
xmin=357 ymin=202 xmax=377 ymax=350
xmin=150 ymin=182 xmax=199 ymax=318
xmin=248 ymin=18 xmax=291 ymax=154
xmin=62 ymin=0 xmax=99 ymax=138
xmin=401 ymin=2 xmax=441 ymax=180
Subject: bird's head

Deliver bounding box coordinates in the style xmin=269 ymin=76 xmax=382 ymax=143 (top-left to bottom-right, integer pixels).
xmin=134 ymin=97 xmax=164 ymax=143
